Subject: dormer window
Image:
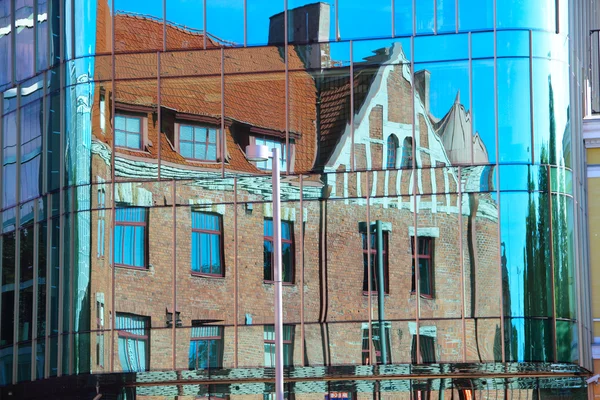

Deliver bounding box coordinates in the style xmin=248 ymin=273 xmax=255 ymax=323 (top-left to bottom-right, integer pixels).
xmin=253 ymin=137 xmax=287 ymax=171
xmin=178 ymin=123 xmax=218 ymax=162
xmin=115 ymin=114 xmax=143 ymax=150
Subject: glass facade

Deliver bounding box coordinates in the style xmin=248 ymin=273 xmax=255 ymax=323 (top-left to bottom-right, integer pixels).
xmin=0 ymin=0 xmax=596 ymax=398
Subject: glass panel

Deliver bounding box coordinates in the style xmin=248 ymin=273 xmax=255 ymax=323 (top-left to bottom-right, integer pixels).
xmin=458 ymin=0 xmax=493 ymax=31
xmin=18 ymin=227 xmax=34 ymax=344
xmin=500 ymin=191 xmax=552 ymax=320
xmin=465 ymin=318 xmax=502 ymax=362
xmin=166 ymin=0 xmax=205 ymax=50
xmin=504 ymin=317 xmax=553 ymax=362
xmin=556 ymin=320 xmax=577 ymax=363
xmin=20 ymin=98 xmax=44 ymax=203
xmin=114 ymin=0 xmax=163 ymax=52
xmin=497 ymin=0 xmax=556 ymax=31
xmin=0 ymin=1 xmax=12 ymax=88
xmin=472 ymin=60 xmax=495 ymax=164
xmin=0 ymin=233 xmax=15 ymax=384
xmin=206 ymin=0 xmax=244 ymax=46
xmin=2 ymin=111 xmax=17 ymax=209
xmin=15 ymin=0 xmax=35 ymax=82
xmin=36 ymin=220 xmax=47 ymax=341
xmin=532 ymin=59 xmax=570 ymax=167
xmin=248 ymin=0 xmax=284 ymax=46
xmin=414 ymin=60 xmax=471 ymax=165
xmin=498 ymin=58 xmax=532 ymax=164
xmin=180 ymin=125 xmax=193 ymax=141
xmin=437 ymin=0 xmax=456 ymax=33
xmin=338 ymin=0 xmax=391 ymax=41
xmin=394 ymin=0 xmax=413 ymax=37
xmin=415 ymin=0 xmax=434 ymax=35
xmin=553 ymin=195 xmax=575 ymax=320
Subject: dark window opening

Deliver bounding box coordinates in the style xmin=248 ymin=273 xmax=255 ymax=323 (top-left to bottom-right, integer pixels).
xmin=362 ymin=231 xmax=389 ymax=294
xmin=411 ymin=236 xmax=434 ymax=298
xmin=264 ymin=219 xmax=294 ymax=283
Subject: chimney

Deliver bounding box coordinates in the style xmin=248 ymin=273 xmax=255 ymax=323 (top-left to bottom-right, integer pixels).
xmin=414 ymin=70 xmax=431 ymax=115
xmin=268 ymin=2 xmax=331 ymax=70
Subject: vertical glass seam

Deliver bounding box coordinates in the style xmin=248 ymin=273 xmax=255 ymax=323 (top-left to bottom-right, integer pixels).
xmin=547 ymin=165 xmax=558 ymax=363
xmin=458 ymin=165 xmax=467 ymax=362
xmin=299 ymin=175 xmax=305 ymax=366
xmin=410 ymin=34 xmax=421 ymax=364
xmin=10 ymin=0 xmax=15 ymax=85
xmin=157 ymin=52 xmax=162 ymax=180
xmin=171 ymin=179 xmax=177 ymax=369
xmin=493 ymin=17 xmax=506 ymax=364
xmin=56 ymin=61 xmax=65 ymax=376
xmin=44 ymin=195 xmax=52 ymax=378
xmin=468 ymin=32 xmax=473 ymax=164
xmin=65 ymin=186 xmax=72 ymax=374
xmin=12 ymin=82 xmax=22 ymax=384
xmin=366 ymin=171 xmax=374 ymax=365
xmin=350 ymin=41 xmax=354 ymax=171
xmin=31 ymin=202 xmax=39 ymax=381
xmin=233 ymin=176 xmax=238 ymax=367
xmin=162 ymin=0 xmax=166 ymax=51
xmin=220 ymin=48 xmax=225 ymax=177
xmin=529 ymin=30 xmax=535 ymax=163
xmin=33 ymin=0 xmax=38 ymax=74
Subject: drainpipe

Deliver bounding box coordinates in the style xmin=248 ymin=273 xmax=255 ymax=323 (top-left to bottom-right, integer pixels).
xmin=376 ymin=220 xmax=387 ymax=364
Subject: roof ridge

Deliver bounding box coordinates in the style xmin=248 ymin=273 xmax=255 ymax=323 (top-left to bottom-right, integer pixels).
xmin=114 ymin=11 xmax=236 ymax=46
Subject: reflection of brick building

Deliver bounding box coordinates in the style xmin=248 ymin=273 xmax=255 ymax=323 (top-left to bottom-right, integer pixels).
xmin=88 ymin=1 xmax=501 ymax=383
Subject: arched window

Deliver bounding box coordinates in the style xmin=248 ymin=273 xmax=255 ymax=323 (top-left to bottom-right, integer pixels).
xmin=386 ymin=134 xmax=399 ymax=169
xmin=401 ymin=137 xmax=413 ymax=168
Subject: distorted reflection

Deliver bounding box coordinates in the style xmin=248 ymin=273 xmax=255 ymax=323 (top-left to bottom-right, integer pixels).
xmin=0 ymin=0 xmax=585 ymax=396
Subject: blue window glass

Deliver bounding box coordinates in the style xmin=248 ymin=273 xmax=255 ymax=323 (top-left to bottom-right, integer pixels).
xmin=115 ymin=114 xmax=142 ymax=150
xmin=254 ymin=137 xmax=287 ymax=171
xmin=191 ymin=212 xmax=223 ymax=275
xmin=116 ymin=313 xmax=149 ymax=372
xmin=264 ymin=325 xmax=294 ymax=367
xmin=179 ymin=124 xmax=218 ymax=161
xmin=114 ymin=208 xmax=147 ymax=268
xmin=263 ymin=219 xmax=294 ymax=283
xmin=189 ymin=325 xmax=223 ymax=370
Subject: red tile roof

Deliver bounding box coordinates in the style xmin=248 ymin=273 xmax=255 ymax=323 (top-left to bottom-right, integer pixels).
xmin=94 ymin=13 xmax=318 ymax=174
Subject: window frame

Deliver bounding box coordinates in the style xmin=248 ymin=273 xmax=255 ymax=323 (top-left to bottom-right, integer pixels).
xmin=114 ymin=207 xmax=148 ymax=269
xmin=176 ymin=122 xmax=220 ymax=162
xmin=114 ymin=113 xmax=145 ymax=151
xmin=116 ymin=313 xmax=150 ymax=373
xmin=264 ymin=325 xmax=294 ymax=368
xmin=189 ymin=325 xmax=224 ymax=370
xmin=263 ymin=219 xmax=295 ymax=284
xmin=411 ymin=236 xmax=434 ymax=299
xmin=191 ymin=211 xmax=225 ymax=277
xmin=362 ymin=231 xmax=390 ymax=295
xmin=386 ymin=134 xmax=399 ymax=169
xmin=361 ymin=322 xmax=391 ymax=365
xmin=250 ymin=136 xmax=292 ymax=172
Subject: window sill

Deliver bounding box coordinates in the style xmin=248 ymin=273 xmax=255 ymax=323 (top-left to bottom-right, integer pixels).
xmin=191 ymin=272 xmax=225 ymax=279
xmin=410 ymin=291 xmax=434 ymax=299
xmin=115 ymin=264 xmax=149 ymax=271
xmin=362 ymin=291 xmax=390 ymax=296
xmin=263 ymin=280 xmax=295 ymax=286
xmin=182 ymin=157 xmax=221 ymax=165
xmin=115 ymin=145 xmax=152 ymax=155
